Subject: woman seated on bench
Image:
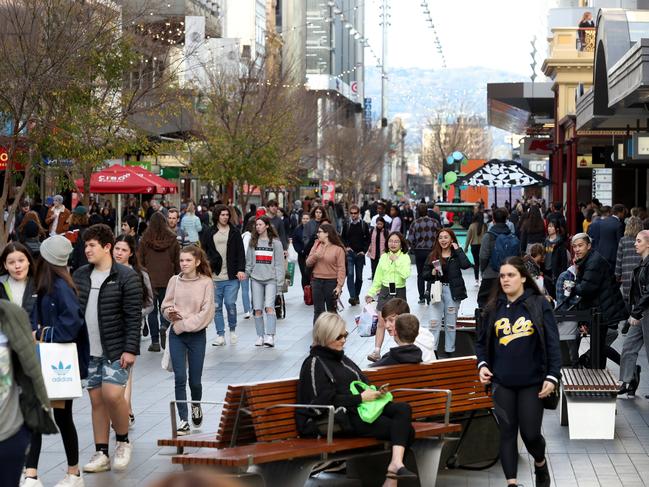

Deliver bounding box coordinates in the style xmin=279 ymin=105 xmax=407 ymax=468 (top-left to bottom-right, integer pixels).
xmin=296 ymin=312 xmax=417 ymax=483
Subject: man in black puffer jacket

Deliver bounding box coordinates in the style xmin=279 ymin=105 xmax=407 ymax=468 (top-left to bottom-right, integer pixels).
xmin=571 ymin=233 xmax=628 ymax=368
xmin=73 ymin=224 xmax=142 ymax=472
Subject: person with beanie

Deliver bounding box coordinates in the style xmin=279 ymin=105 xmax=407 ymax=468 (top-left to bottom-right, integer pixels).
xmin=24 ymin=235 xmax=89 ymax=487
xmin=72 ymin=224 xmax=143 ymax=474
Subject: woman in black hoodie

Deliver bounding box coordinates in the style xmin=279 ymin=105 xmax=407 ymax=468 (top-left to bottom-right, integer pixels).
xmin=296 ymin=312 xmax=416 ymax=482
xmin=476 ymin=256 xmax=560 ymax=487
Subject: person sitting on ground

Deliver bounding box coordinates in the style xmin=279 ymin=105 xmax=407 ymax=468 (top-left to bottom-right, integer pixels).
xmin=296 ymin=313 xmax=417 ymax=483
xmin=370 ymin=314 xmax=424 ymax=367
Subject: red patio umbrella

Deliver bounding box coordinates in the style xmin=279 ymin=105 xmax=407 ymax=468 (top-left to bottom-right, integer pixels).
xmin=75 ymin=165 xmax=159 ymax=194
xmin=126 ymin=165 xmax=178 ymax=194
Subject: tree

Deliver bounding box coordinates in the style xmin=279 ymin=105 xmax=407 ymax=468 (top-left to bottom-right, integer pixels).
xmin=187 ymin=53 xmax=315 ymax=210
xmin=0 ymin=0 xmax=136 ymax=242
xmin=421 ymin=108 xmax=492 ymax=179
xmin=319 ymin=125 xmax=389 ymax=203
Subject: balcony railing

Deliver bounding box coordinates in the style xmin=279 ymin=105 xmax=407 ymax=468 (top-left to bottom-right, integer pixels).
xmin=547 ymin=27 xmax=596 ymax=57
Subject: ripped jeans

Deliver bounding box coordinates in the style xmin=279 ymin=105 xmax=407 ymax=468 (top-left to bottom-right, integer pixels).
xmin=430 ymin=284 xmax=460 ymax=353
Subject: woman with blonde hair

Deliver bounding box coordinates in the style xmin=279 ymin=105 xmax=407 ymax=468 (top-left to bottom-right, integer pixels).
xmin=616 ymin=216 xmax=644 ymax=312
xmin=618 ymin=229 xmax=649 ymax=397
xmin=297 ymin=312 xmax=417 ymax=483
xmin=180 ymin=202 xmax=202 ymax=245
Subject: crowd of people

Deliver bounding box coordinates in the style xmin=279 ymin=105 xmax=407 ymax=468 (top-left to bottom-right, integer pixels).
xmin=2 ymin=190 xmax=649 ymax=487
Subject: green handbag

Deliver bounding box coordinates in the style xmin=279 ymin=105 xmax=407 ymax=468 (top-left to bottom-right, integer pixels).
xmin=350 ymin=380 xmax=393 ymax=423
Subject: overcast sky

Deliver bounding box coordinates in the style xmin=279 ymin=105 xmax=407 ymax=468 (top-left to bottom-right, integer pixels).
xmin=364 ymin=0 xmax=554 ymax=75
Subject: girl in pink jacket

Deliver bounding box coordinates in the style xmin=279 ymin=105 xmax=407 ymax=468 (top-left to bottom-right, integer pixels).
xmin=162 ymin=245 xmax=215 ymax=436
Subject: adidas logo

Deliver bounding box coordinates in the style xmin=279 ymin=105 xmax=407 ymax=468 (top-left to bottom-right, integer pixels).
xmin=51 ymin=361 xmax=73 ymax=382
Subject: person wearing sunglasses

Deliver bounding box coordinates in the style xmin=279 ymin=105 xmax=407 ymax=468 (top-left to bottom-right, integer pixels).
xmin=296 ymin=313 xmax=417 ymax=483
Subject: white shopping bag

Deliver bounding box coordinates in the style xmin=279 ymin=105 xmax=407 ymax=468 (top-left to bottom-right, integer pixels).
xmin=356 ymin=303 xmax=378 ymax=337
xmin=161 ymin=343 xmax=173 ymax=372
xmin=431 ymin=281 xmax=442 ymax=304
xmin=287 ymin=243 xmax=298 ymax=263
xmin=37 ymin=342 xmax=82 ymax=401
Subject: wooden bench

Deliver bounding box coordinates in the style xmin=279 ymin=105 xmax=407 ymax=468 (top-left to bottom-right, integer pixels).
xmin=159 ymin=357 xmax=492 ymax=487
xmin=559 ymin=367 xmax=618 ymax=439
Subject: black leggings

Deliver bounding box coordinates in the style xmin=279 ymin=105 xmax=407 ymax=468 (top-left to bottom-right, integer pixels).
xmin=25 ymin=400 xmax=79 ymax=469
xmin=470 ymin=244 xmax=481 ymax=281
xmin=414 ymin=249 xmax=430 ymax=299
xmin=348 ymin=402 xmax=415 ymax=447
xmin=492 ymin=383 xmax=545 ymax=480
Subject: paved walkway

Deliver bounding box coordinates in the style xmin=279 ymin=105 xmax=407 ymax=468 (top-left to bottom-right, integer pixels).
xmin=37 ymin=262 xmax=649 ymax=487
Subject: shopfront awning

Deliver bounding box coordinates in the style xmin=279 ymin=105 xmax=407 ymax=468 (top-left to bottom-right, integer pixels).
xmin=487 ymin=82 xmax=554 ymax=133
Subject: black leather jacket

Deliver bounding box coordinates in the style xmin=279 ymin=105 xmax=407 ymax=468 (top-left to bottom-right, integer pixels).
xmin=630 ymin=256 xmax=649 ymax=320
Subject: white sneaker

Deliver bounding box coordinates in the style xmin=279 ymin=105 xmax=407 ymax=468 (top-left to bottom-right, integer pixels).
xmin=22 ymin=478 xmax=44 ymax=487
xmin=474 ymin=280 xmax=480 ymax=288
xmin=83 ymin=451 xmax=110 ymax=473
xmin=264 ymin=335 xmax=275 ymax=347
xmin=54 ymin=474 xmax=84 ymax=487
xmin=255 ymin=336 xmax=264 ymax=347
xmin=244 ymin=312 xmax=251 ymax=319
xmin=176 ymin=420 xmax=190 ymax=436
xmin=212 ymin=336 xmax=225 ymax=346
xmin=112 ymin=441 xmax=133 ymax=471
xmin=230 ymin=332 xmax=238 ymax=344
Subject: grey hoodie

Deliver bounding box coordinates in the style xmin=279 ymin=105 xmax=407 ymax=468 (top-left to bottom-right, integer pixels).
xmin=246 ymin=237 xmax=285 ymax=286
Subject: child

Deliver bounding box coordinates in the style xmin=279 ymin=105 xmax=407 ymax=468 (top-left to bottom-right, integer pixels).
xmin=371 ymin=314 xmax=423 ymax=366
xmin=370 ymin=298 xmax=436 ymax=364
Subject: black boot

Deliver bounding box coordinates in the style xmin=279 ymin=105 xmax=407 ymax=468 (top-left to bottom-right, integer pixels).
xmin=535 ymin=459 xmax=551 ymax=487
xmin=628 ymin=365 xmax=642 ymax=397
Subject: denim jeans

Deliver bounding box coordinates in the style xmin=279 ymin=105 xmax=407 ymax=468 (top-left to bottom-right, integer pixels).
xmin=619 ymin=315 xmax=649 ymax=382
xmin=430 ymin=284 xmax=460 ymax=353
xmin=240 ymin=278 xmax=252 ymax=314
xmin=346 ymin=251 xmax=366 ymax=299
xmin=148 ymin=287 xmax=169 ymax=344
xmin=214 ymin=279 xmax=240 ymax=336
xmin=251 ymin=279 xmax=277 ymax=336
xmin=169 ymin=327 xmax=206 ymax=421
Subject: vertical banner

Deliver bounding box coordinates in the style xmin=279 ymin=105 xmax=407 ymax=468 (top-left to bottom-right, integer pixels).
xmin=322 ymin=180 xmax=335 ymax=203
xmin=184 ymin=16 xmax=206 ymax=86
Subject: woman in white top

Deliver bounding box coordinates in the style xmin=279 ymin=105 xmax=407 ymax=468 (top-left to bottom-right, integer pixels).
xmin=0 ymin=242 xmax=37 ymax=315
xmin=239 ymin=219 xmax=254 ymax=319
xmin=180 ymin=202 xmax=203 ymax=244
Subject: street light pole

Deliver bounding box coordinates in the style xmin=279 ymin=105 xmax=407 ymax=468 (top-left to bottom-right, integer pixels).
xmin=379 ymin=0 xmax=390 ymax=200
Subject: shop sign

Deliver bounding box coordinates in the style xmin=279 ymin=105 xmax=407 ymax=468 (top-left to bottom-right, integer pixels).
xmin=0 ymin=146 xmax=26 ymax=170
xmin=160 ymin=167 xmax=180 ymax=179
xmin=592 ymin=168 xmax=612 ymax=206
xmin=126 ymin=160 xmax=152 ymax=171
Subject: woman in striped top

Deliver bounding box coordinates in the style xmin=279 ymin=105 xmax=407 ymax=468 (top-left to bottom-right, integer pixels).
xmin=245 ymin=216 xmax=285 ymax=347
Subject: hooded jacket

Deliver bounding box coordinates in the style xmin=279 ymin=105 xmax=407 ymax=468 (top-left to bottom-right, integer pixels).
xmin=476 ymin=289 xmax=561 ymax=388
xmin=574 ymin=250 xmax=628 ymax=327
xmin=629 ymin=255 xmax=649 ymax=320
xmin=296 ymin=345 xmax=367 ymax=437
xmin=369 ymin=344 xmax=423 ymax=367
xmin=137 ymin=232 xmax=181 ymax=288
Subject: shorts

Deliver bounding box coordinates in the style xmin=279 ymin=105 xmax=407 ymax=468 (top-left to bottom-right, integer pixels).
xmin=86 ymin=356 xmax=130 ymax=389
xmin=375 ymin=286 xmax=407 ymax=312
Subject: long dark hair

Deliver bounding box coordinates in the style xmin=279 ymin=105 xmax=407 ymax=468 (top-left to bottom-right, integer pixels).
xmin=34 ymin=257 xmax=77 ymax=297
xmin=472 ymin=212 xmax=486 ymax=236
xmin=427 ymin=228 xmax=458 ymax=263
xmin=180 ymin=245 xmax=212 ymax=278
xmin=250 ymin=215 xmax=279 ymax=249
xmin=522 ymin=206 xmax=545 ymax=234
xmin=114 ymin=234 xmax=152 ymax=304
xmin=318 ymin=223 xmax=345 ymax=249
xmin=140 ymin=212 xmax=176 ymax=246
xmin=485 ymin=256 xmax=542 ymax=311
xmin=0 ymin=242 xmax=36 ymax=277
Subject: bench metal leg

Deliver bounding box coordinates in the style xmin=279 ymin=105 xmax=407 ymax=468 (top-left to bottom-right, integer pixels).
xmin=411 ymin=439 xmax=443 ymax=487
xmin=253 ymin=458 xmax=321 ymax=487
